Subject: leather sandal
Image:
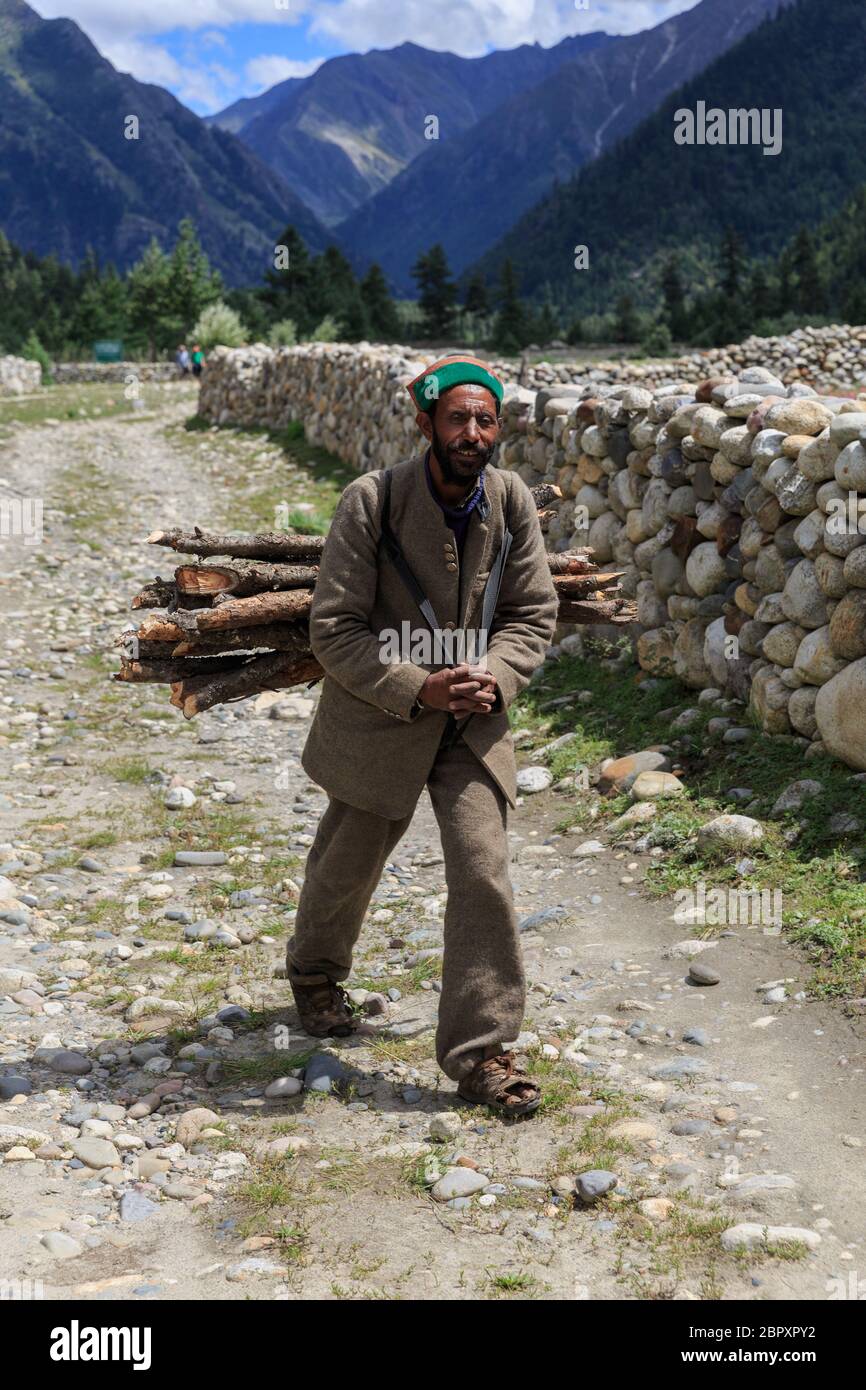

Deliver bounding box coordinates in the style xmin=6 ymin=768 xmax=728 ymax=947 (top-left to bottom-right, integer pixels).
xmin=456 ymin=1051 xmax=542 ymax=1117
xmin=289 ymin=972 xmax=359 ymax=1038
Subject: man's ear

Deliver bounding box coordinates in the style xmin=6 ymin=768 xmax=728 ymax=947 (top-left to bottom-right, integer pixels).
xmin=415 ymin=409 xmax=433 ymax=443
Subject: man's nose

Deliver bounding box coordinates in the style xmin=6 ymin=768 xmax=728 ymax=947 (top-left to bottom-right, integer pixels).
xmin=462 ymin=417 xmax=480 ymax=440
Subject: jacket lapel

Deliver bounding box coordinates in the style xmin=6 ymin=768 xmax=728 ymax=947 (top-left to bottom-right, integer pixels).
xmin=391 ymin=452 xmax=500 ymax=631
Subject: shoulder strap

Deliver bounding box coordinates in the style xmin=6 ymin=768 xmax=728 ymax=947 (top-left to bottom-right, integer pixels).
xmin=478 ymin=472 xmax=514 ymax=642
xmin=379 ymin=469 xmax=440 ymax=634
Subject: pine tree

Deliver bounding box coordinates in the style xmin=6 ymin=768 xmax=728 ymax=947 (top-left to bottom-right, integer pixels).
xmin=533 ymin=295 xmax=560 ymax=345
xmin=339 ymin=286 xmax=370 ymax=341
xmin=411 ymin=244 xmax=457 ymax=339
xmin=263 ymin=226 xmax=316 ymax=337
xmin=776 ymin=245 xmax=796 ymax=315
xmin=126 ymin=239 xmax=174 ymax=360
xmin=167 ymin=218 xmax=222 ymax=339
xmin=721 ymin=226 xmax=745 ymax=300
xmin=311 ymin=245 xmax=363 ymax=335
xmin=463 ymin=272 xmax=489 ymax=316
xmin=748 ymin=263 xmax=771 ymax=322
xmin=614 ymin=292 xmax=640 ymax=343
xmin=492 ymin=259 xmax=526 ymax=352
xmin=360 ymin=264 xmax=401 ymax=341
xmin=792 ymin=226 xmax=824 ymax=313
xmin=661 ymin=254 xmax=688 ymax=340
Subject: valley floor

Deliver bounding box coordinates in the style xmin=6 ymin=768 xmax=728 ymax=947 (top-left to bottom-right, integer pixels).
xmin=0 ymin=381 xmax=864 ymax=1303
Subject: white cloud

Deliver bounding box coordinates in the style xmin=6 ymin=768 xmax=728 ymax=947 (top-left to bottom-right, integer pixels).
xmin=308 ymin=0 xmax=700 ymax=54
xmin=99 ymin=36 xmax=233 ymax=110
xmin=34 ymin=1 xmax=697 ymax=52
xmin=31 ymin=0 xmax=700 ymax=113
xmin=244 ymin=54 xmax=325 ymax=89
xmin=32 ymin=1 xmax=306 ymax=41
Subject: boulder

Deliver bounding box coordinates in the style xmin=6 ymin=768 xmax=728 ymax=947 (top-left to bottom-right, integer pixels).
xmin=697 ymin=815 xmax=764 ymax=851
xmin=829 ymin=590 xmax=866 ymax=659
xmin=794 ymin=625 xmax=848 ymax=684
xmin=598 ymin=750 xmax=671 ymax=794
xmin=815 ymin=660 xmax=866 ymax=768
xmin=780 ymin=560 xmax=827 ymax=629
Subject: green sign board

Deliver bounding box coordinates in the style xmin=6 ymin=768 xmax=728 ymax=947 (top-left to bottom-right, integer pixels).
xmin=93 ymin=340 xmax=124 ymax=362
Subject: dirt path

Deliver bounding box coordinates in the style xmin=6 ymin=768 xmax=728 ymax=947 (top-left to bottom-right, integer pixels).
xmin=0 ymin=385 xmax=864 ymax=1302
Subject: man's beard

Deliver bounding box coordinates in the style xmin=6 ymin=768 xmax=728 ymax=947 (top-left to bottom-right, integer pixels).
xmin=430 ymin=423 xmax=496 ymax=486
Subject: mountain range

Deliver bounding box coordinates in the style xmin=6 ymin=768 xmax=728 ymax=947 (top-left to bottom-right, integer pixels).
xmin=0 ymin=0 xmax=328 ymax=284
xmin=206 ymin=35 xmax=613 ymax=229
xmin=474 ymin=0 xmax=865 ymax=313
xmin=0 ymin=0 xmax=845 ymax=307
xmin=332 ymin=0 xmax=796 ymax=293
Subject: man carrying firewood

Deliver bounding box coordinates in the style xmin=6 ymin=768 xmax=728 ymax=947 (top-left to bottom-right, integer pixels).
xmin=285 ymin=353 xmax=559 ymax=1116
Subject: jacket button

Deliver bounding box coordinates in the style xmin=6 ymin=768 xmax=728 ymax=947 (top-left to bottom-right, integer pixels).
xmin=446 ymin=562 xmax=457 ymax=572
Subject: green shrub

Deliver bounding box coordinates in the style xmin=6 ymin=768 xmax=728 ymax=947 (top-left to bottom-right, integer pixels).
xmin=190 ymin=301 xmax=248 ymax=350
xmin=20 ymin=330 xmax=52 ymax=383
xmin=308 ymin=314 xmax=341 ymax=343
xmin=640 ymin=320 xmax=673 ymax=357
xmin=268 ymin=318 xmax=298 ymax=347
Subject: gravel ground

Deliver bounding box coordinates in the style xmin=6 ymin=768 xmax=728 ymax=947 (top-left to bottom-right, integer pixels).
xmin=0 ymin=384 xmax=864 ymax=1302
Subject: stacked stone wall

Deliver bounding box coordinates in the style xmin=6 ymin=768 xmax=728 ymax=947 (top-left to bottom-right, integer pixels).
xmin=197 ymin=331 xmax=866 ymax=768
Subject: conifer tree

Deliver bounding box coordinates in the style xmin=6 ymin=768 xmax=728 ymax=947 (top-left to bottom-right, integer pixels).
xmin=411 ymin=244 xmax=457 ymax=339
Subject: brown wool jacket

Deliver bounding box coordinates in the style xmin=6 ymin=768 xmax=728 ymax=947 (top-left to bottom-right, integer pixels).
xmin=301 ymin=451 xmax=559 ymax=819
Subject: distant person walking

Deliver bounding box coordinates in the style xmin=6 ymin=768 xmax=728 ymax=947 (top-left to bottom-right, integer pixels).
xmin=191 ymin=344 xmax=205 ymax=378
xmin=176 ymin=344 xmax=190 ymax=377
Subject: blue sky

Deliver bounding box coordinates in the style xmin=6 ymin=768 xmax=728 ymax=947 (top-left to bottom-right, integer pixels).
xmin=33 ymin=1 xmax=700 ymax=115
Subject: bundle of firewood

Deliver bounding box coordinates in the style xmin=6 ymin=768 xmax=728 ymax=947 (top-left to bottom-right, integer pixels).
xmin=113 ymin=485 xmax=635 ymax=718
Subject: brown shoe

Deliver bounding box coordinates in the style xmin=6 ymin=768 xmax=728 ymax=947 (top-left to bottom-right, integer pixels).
xmin=456 ymin=1051 xmax=542 ymax=1117
xmin=289 ymin=972 xmax=358 ymax=1038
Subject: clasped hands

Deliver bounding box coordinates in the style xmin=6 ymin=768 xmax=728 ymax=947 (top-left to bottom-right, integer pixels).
xmin=418 ymin=663 xmax=498 ymax=716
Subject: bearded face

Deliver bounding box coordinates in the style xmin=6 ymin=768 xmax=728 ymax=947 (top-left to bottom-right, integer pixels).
xmin=427 ymin=383 xmax=500 ymax=487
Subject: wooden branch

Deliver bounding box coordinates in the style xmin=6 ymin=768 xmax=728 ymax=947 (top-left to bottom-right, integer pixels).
xmin=553 ymin=572 xmax=623 ymax=595
xmin=148 ymin=527 xmax=325 ymax=561
xmin=170 ymin=623 xmax=311 ymax=658
xmin=529 ymin=484 xmax=563 ymax=510
xmin=196 ymin=589 xmax=313 ymax=631
xmin=171 ymin=652 xmax=323 ymax=719
xmin=114 ymin=639 xmax=181 ymax=660
xmin=557 ymin=598 xmax=637 ymax=626
xmin=547 ymin=552 xmax=596 ymax=576
xmin=135 ymin=614 xmax=186 ymax=643
xmin=131 ymin=578 xmax=176 ymax=609
xmin=114 ymin=654 xmax=252 ymax=684
xmin=174 ymin=560 xmax=318 ymax=598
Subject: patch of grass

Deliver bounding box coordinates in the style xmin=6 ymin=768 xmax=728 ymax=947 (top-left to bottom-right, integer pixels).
xmin=551 ymin=1104 xmax=637 ymax=1174
xmin=484 ymin=1270 xmax=544 ymax=1298
xmin=273 ymin=1224 xmax=309 ymax=1263
xmin=179 ymin=416 xmax=354 ymax=532
xmin=103 ymin=756 xmax=152 ymax=785
xmin=533 ymin=1058 xmax=624 ymax=1123
xmin=79 ymin=829 xmax=119 ymax=850
xmin=222 ymin=1049 xmax=313 ymax=1085
xmin=614 ymin=1198 xmax=808 ymax=1299
xmin=80 ymin=897 xmax=126 ymax=927
xmin=235 ymin=1157 xmax=296 ymax=1220
xmin=518 ymin=648 xmax=866 ymax=1000
xmin=0 ymin=381 xmax=158 ymax=429
xmin=367 ymin=1035 xmax=430 ymax=1067
xmin=353 ymin=955 xmax=442 ymax=997
xmin=402 ymin=1149 xmax=442 ymax=1196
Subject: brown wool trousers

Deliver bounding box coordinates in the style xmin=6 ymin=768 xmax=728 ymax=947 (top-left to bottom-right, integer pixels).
xmin=285 ymin=733 xmax=525 ymax=1081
